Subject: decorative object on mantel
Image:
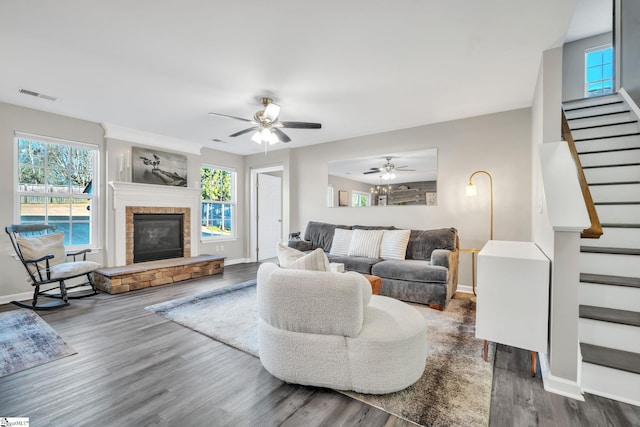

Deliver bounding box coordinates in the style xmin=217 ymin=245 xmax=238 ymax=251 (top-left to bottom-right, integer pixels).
xmin=465 ymin=170 xmax=494 ymax=240
xmin=131 ymin=147 xmax=187 ymax=187
xmin=118 ymin=149 xmax=131 ymax=182
xmin=146 ymin=281 xmax=494 ymax=427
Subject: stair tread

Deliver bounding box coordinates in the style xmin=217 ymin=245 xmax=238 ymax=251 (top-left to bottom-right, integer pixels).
xmin=575 ymin=132 xmax=640 ymax=143
xmin=571 ymin=120 xmax=638 ymax=131
xmin=601 ymin=223 xmax=640 ymax=228
xmin=580 ymin=273 xmax=640 ymax=288
xmin=588 ymin=181 xmax=640 ymax=186
xmin=564 ymin=100 xmax=624 ymax=112
xmin=578 ymin=146 xmax=640 ymax=155
xmin=581 ymin=343 xmax=640 ymax=375
xmin=582 ymin=162 xmax=640 ymax=169
xmin=567 ymin=110 xmax=631 ymax=120
xmin=581 ymin=246 xmax=640 ymax=255
xmin=594 ymin=201 xmax=640 ymax=206
xmin=580 ymin=305 xmax=640 ymax=327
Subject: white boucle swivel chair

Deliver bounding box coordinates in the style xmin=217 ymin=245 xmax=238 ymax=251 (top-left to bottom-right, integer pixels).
xmin=257 ymin=262 xmax=427 ymax=394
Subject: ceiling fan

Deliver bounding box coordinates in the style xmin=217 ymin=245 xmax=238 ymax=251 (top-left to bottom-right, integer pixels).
xmin=208 ymin=97 xmax=321 ymax=146
xmin=363 ymin=157 xmax=416 ymax=180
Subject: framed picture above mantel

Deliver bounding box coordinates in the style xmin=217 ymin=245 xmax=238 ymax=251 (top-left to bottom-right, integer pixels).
xmin=131 ymin=147 xmax=187 ymax=187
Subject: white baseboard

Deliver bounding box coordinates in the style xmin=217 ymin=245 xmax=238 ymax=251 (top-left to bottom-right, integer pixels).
xmin=224 ymin=258 xmax=250 ymax=266
xmin=0 ymin=291 xmax=32 ymax=306
xmin=539 ymin=352 xmax=585 ymax=401
xmin=457 ymin=284 xmax=473 ymax=294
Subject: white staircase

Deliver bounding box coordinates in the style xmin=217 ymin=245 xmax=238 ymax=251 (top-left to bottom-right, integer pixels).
xmin=564 ymin=93 xmax=640 ymax=407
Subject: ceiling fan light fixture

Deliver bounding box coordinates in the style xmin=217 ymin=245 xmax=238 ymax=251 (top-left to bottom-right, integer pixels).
xmin=263 ymin=102 xmax=281 ymax=122
xmin=251 ymin=131 xmax=263 ymax=144
xmin=268 ymin=132 xmax=280 ymax=145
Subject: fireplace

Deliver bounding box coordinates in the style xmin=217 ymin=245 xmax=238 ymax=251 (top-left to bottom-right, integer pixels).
xmin=133 ymin=214 xmax=184 ymax=263
xmin=125 ymin=206 xmax=191 ymax=265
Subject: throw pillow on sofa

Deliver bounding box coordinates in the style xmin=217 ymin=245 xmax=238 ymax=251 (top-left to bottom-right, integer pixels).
xmin=329 ymin=228 xmax=353 ymax=256
xmin=347 ymin=229 xmax=385 ymax=258
xmin=380 ymin=229 xmax=411 ymax=260
xmin=277 ymin=243 xmax=331 ymax=271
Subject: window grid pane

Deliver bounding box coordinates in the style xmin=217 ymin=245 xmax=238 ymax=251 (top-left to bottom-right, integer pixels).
xmin=585 ymin=46 xmax=614 ymax=98
xmin=200 ymin=166 xmax=236 ymax=239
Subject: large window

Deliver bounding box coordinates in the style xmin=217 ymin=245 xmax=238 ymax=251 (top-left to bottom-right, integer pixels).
xmin=201 ymin=165 xmax=236 ymax=239
xmin=352 ymin=191 xmax=371 ymax=207
xmin=16 ymin=133 xmax=98 ymax=247
xmin=585 ymin=45 xmax=614 ymax=97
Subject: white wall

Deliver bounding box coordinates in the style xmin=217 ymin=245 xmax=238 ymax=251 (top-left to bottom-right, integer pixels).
xmin=289 ymin=108 xmax=532 ymax=287
xmin=562 ymin=32 xmax=612 ymax=102
xmin=0 ymin=101 xmax=105 ymax=300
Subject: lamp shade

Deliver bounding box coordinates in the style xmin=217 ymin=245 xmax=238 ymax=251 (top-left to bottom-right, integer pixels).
xmin=466 ymin=182 xmax=478 ymax=197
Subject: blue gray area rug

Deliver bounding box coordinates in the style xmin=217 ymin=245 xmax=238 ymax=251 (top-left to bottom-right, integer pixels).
xmin=146 ymin=281 xmax=495 ymax=426
xmin=0 ymin=309 xmax=77 ymax=377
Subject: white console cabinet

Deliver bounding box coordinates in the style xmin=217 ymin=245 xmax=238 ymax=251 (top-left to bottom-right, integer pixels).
xmin=476 ymin=240 xmax=550 ymax=375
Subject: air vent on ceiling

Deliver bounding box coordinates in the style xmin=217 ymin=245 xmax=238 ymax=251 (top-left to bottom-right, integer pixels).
xmin=19 ymin=88 xmax=57 ymax=102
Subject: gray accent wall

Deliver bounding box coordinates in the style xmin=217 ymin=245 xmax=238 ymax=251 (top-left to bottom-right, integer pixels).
xmin=0 ymin=101 xmax=105 ymax=299
xmin=562 ymin=32 xmax=612 ymax=102
xmin=289 ymin=108 xmax=532 ymax=286
xmin=619 ymin=0 xmax=640 ymax=104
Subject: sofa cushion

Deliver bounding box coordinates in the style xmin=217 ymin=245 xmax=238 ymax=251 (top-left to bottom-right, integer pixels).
xmin=304 ymin=221 xmax=352 ymax=252
xmin=372 ymin=259 xmax=448 ymax=283
xmin=405 ymin=227 xmax=457 ymax=261
xmin=352 ymin=225 xmax=396 ymax=231
xmin=329 ymin=229 xmax=353 ymax=256
xmin=277 ymin=243 xmax=330 ymax=271
xmin=327 ymin=254 xmax=381 ymax=275
xmin=348 ymin=229 xmax=384 ymax=258
xmin=380 ymin=229 xmax=411 ymax=260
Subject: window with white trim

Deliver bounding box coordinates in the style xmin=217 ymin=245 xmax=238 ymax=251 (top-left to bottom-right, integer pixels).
xmin=15 ymin=133 xmax=99 ymax=248
xmin=201 ymin=165 xmax=236 ymax=239
xmin=585 ymin=45 xmax=614 ymax=97
xmin=351 ymin=191 xmax=371 ymax=207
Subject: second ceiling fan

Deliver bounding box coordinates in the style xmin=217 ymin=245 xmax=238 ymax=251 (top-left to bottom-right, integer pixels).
xmin=209 ymin=97 xmax=321 ymax=145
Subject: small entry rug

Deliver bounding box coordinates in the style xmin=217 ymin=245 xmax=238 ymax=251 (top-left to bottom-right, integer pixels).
xmin=0 ymin=309 xmax=77 ymax=377
xmin=146 ymin=281 xmax=495 ymax=426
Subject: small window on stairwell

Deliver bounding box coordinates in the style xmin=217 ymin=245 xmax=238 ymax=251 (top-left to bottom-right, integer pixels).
xmin=585 ymin=45 xmax=614 ymax=98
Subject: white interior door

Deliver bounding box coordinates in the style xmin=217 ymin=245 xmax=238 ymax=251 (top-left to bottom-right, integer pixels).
xmin=257 ymin=173 xmax=282 ymax=260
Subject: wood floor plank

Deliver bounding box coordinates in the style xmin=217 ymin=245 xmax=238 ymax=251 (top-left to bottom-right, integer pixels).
xmin=1 ymin=262 xmax=639 ymax=426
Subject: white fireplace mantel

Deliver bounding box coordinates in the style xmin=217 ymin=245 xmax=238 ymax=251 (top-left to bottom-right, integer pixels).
xmin=109 ymin=181 xmax=200 ymax=266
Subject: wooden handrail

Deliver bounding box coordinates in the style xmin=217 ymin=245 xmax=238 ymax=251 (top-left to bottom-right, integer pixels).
xmin=561 ymin=111 xmax=602 ymax=239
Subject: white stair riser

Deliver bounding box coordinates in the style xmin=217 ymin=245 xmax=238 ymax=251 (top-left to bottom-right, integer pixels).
xmin=572 ymin=122 xmax=639 ymax=140
xmin=581 ymin=362 xmax=640 ymax=407
xmin=580 ymin=150 xmax=640 ymax=166
xmin=580 ymin=252 xmax=640 ymax=277
xmin=568 ymin=112 xmax=634 ymax=128
xmin=576 ymin=134 xmax=640 ymax=153
xmin=582 ymin=227 xmax=640 ymax=249
xmin=594 ymin=204 xmax=640 ymax=223
xmin=579 ymin=319 xmax=640 ymax=353
xmin=589 ymin=184 xmax=640 ymax=203
xmin=564 ymin=94 xmax=622 ymax=110
xmin=584 ymin=165 xmax=640 ymax=183
xmin=580 ymin=283 xmax=640 ymax=312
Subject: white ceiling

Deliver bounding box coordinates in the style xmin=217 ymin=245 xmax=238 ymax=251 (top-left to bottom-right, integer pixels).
xmin=0 ymin=1 xmax=608 ymax=156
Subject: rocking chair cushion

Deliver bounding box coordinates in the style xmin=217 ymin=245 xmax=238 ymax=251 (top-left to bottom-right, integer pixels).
xmin=16 ymin=232 xmax=66 ymax=273
xmin=43 ymin=261 xmax=101 ymax=280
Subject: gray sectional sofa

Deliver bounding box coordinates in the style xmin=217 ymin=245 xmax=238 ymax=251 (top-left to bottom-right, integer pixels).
xmin=288 ymin=221 xmax=459 ymax=309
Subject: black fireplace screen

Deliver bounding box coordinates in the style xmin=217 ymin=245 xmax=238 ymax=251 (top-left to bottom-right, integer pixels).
xmin=133 ymin=214 xmax=184 ymax=263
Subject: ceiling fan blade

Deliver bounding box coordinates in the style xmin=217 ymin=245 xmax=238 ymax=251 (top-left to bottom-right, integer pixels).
xmin=279 ymin=121 xmax=322 ymax=129
xmin=363 ymin=170 xmax=381 ymax=175
xmin=208 ymin=112 xmax=254 ymax=123
xmin=212 ymin=138 xmax=232 ymax=143
xmin=229 ymin=127 xmax=258 ymax=137
xmin=397 ymin=168 xmax=416 ymax=171
xmin=263 ymin=103 xmax=281 ymax=122
xmin=272 ymin=128 xmax=291 ymax=143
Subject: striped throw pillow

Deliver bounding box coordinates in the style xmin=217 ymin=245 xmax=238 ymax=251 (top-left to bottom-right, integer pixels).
xmin=380 ymin=229 xmax=411 ymax=260
xmin=347 ymin=229 xmax=384 ymax=258
xmin=329 ymin=229 xmax=353 ymax=256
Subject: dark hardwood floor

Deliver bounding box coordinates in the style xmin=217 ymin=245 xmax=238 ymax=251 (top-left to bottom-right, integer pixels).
xmin=1 ymin=262 xmax=638 ymax=426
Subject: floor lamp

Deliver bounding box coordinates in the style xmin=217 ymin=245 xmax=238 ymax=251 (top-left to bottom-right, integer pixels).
xmin=465 ymin=170 xmax=493 ymax=240
xmin=465 ymin=169 xmax=494 ymax=361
